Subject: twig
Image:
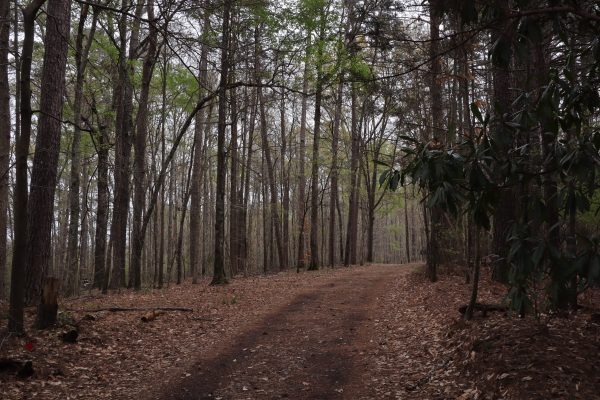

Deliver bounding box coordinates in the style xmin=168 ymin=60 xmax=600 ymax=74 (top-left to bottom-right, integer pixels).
xmin=0 ymin=332 xmax=12 ymax=353
xmin=67 ymin=307 xmax=193 ymax=313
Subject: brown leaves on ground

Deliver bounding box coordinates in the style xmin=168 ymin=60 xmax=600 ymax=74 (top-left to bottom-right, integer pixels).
xmin=368 ymin=266 xmax=600 ymax=399
xmin=1 ymin=264 xmax=599 ymax=400
xmin=0 ymin=271 xmax=342 ymax=400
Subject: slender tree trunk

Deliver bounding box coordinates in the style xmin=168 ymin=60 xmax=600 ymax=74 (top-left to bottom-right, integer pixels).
xmin=296 ymin=40 xmax=310 ymax=271
xmin=155 ymin=48 xmax=170 ymax=289
xmin=490 ymin=1 xmax=515 ymax=284
xmin=95 ymin=120 xmax=110 ymax=292
xmin=152 ymin=158 xmax=159 ymax=286
xmin=280 ymin=80 xmax=290 ymax=269
xmin=404 ymin=188 xmax=411 ymax=263
xmin=212 ymin=0 xmax=233 ymax=285
xmin=79 ymin=163 xmax=91 ymax=284
xmin=166 ymin=163 xmax=175 ymax=284
xmin=190 ymin=14 xmax=210 ymax=283
xmin=344 ymin=83 xmax=359 ymax=267
xmin=532 ymin=39 xmax=565 ymax=308
xmin=201 ymin=162 xmax=210 ymax=277
xmin=366 ymin=156 xmax=377 ymax=263
xmin=426 ymin=0 xmax=443 ymax=282
xmin=65 ymin=4 xmax=97 ymax=296
xmin=240 ymin=93 xmax=255 ymax=273
xmin=177 ymin=147 xmax=195 ymax=284
xmin=262 ymin=151 xmax=269 ymax=273
xmin=8 ymin=0 xmax=45 ymax=333
xmin=0 ymin=0 xmax=11 ymax=299
xmin=131 ymin=0 xmax=158 ymax=290
xmin=109 ymin=0 xmax=143 ymax=289
xmin=464 ymin=224 xmax=481 ymax=320
xmin=255 ymin=27 xmax=286 ymax=270
xmin=329 ymin=81 xmax=342 ymax=267
xmin=309 ymin=19 xmax=326 ymax=271
xmin=229 ymin=82 xmax=239 ymax=276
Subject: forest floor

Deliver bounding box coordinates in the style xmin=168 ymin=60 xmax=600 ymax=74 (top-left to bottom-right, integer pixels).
xmin=1 ymin=263 xmax=599 ymax=399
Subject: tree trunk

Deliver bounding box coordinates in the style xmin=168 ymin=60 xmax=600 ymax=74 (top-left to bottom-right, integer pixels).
xmin=296 ymin=40 xmax=310 ymax=271
xmin=240 ymin=92 xmax=255 ymax=274
xmin=80 ymin=164 xmax=91 ymax=285
xmin=176 ymin=150 xmax=194 ymax=285
xmin=0 ymin=0 xmax=11 ymax=299
xmin=309 ymin=19 xmax=326 ymax=271
xmin=404 ymin=189 xmax=411 ymax=263
xmin=23 ymin=0 xmax=72 ymax=312
xmin=36 ymin=277 xmax=59 ymax=329
xmin=344 ymin=83 xmax=359 ymax=267
xmin=490 ymin=1 xmax=515 ymax=284
xmin=95 ymin=120 xmax=110 ymax=292
xmin=212 ymin=0 xmax=233 ymax=285
xmin=280 ymin=77 xmax=290 ymax=270
xmin=65 ymin=4 xmax=97 ymax=296
xmin=157 ymin=50 xmax=168 ymax=289
xmin=464 ymin=224 xmax=481 ymax=320
xmin=109 ymin=0 xmax=143 ymax=289
xmin=426 ymin=0 xmax=443 ymax=282
xmin=190 ymin=14 xmax=210 ymax=283
xmin=329 ymin=81 xmax=343 ymax=267
xmin=131 ymin=0 xmax=158 ymax=290
xmin=8 ymin=0 xmax=45 ymax=334
xmin=229 ymin=82 xmax=240 ymax=275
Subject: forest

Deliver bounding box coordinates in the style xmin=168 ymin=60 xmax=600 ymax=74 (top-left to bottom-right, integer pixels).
xmin=0 ymin=0 xmax=599 ymax=399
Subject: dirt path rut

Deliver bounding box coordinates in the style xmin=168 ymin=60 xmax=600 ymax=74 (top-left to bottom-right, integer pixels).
xmin=156 ymin=265 xmax=412 ymax=400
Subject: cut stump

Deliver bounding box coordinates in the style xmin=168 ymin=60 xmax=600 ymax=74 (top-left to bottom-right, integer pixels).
xmin=36 ymin=277 xmax=60 ymax=329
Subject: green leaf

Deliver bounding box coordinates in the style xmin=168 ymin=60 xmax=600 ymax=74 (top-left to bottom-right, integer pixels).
xmin=389 ymin=172 xmax=401 ymax=191
xmin=374 ymin=159 xmax=391 ymax=168
xmin=379 ymin=169 xmax=391 ymax=187
xmin=470 ymin=102 xmax=484 ymax=124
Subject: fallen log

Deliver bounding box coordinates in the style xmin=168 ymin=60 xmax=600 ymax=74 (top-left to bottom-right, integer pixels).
xmin=68 ymin=307 xmax=193 ymax=313
xmin=141 ymin=310 xmax=164 ymax=323
xmin=458 ymin=303 xmax=507 ymax=317
xmin=0 ymin=359 xmax=34 ymax=378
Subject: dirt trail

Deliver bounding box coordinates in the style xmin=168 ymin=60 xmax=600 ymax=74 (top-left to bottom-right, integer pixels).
xmin=155 ymin=264 xmax=413 ymax=400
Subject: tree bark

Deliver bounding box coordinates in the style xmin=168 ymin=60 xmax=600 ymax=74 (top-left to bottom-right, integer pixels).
xmin=212 ymin=0 xmax=233 ymax=285
xmin=329 ymin=81 xmax=343 ymax=267
xmin=464 ymin=225 xmax=481 ymax=320
xmin=23 ymin=0 xmax=72 ymax=313
xmin=490 ymin=2 xmax=515 ymax=284
xmin=94 ymin=119 xmax=109 ymax=292
xmin=65 ymin=4 xmax=97 ymax=296
xmin=131 ymin=0 xmax=158 ymax=290
xmin=309 ymin=18 xmax=326 ymax=271
xmin=344 ymin=83 xmax=359 ymax=267
xmin=255 ymin=27 xmax=286 ymax=271
xmin=229 ymin=81 xmax=240 ymax=275
xmin=240 ymin=92 xmax=255 ymax=274
xmin=0 ymin=0 xmax=11 ymax=299
xmin=176 ymin=148 xmax=194 ymax=284
xmin=8 ymin=0 xmax=45 ymax=334
xmin=109 ymin=0 xmax=143 ymax=289
xmin=404 ymin=188 xmax=411 ymax=263
xmin=189 ymin=17 xmax=210 ymax=283
xmin=296 ymin=40 xmax=310 ymax=271
xmin=426 ymin=0 xmax=443 ymax=282
xmin=280 ymin=75 xmax=290 ymax=270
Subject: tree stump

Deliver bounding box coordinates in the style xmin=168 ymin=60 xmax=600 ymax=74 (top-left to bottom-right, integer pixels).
xmin=36 ymin=277 xmax=59 ymax=329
